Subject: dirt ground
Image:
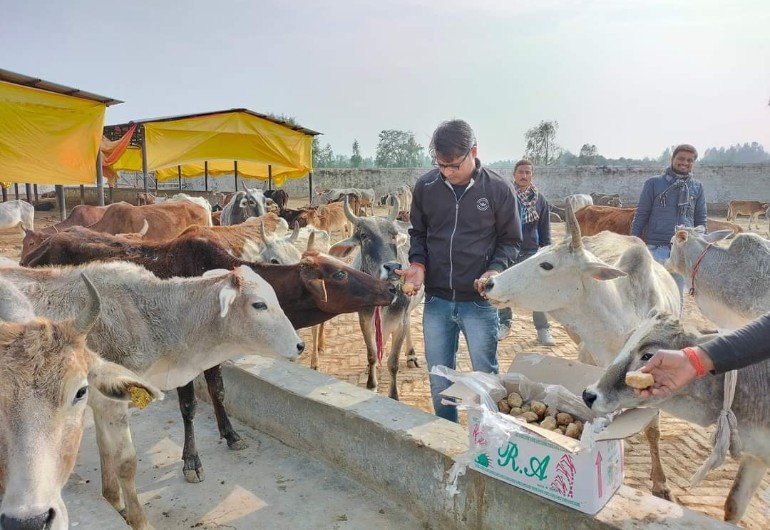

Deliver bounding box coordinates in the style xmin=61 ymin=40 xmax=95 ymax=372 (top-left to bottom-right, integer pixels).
xmin=3 ymin=201 xmax=769 ymax=528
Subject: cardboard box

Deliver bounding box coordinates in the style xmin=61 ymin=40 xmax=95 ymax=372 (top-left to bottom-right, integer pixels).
xmin=442 ymin=353 xmax=657 ymax=515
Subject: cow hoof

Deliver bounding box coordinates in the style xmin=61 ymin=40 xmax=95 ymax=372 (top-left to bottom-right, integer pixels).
xmin=652 ymin=488 xmax=676 ymax=503
xmin=183 ymin=467 xmax=206 ymax=483
xmin=311 ymin=364 xmax=319 ymax=371
xmin=407 ymin=358 xmax=419 ymax=368
xmin=228 ymin=438 xmax=249 ymax=451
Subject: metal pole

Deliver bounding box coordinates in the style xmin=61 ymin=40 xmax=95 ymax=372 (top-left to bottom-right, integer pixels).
xmin=268 ymin=165 xmax=272 ymax=190
xmin=25 ymin=184 xmax=32 ymax=202
xmin=14 ymin=183 xmax=19 ymax=200
xmin=96 ymin=151 xmax=105 ymax=206
xmin=141 ymin=125 xmax=149 ymax=193
xmin=308 ymin=172 xmax=313 ymax=205
xmin=178 ymin=165 xmax=182 ymax=190
xmin=33 ymin=184 xmax=38 ymax=202
xmin=234 ymin=161 xmax=238 ymax=191
xmin=55 ymin=184 xmax=66 ymax=221
xmin=204 ymin=161 xmax=209 ymax=192
xmin=80 ymin=185 xmax=85 ymax=205
xmin=1 ymin=186 xmax=6 ymax=202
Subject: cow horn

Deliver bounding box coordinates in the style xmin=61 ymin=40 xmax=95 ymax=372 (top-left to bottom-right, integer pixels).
xmin=565 ymin=201 xmax=583 ymax=249
xmin=307 ymin=230 xmax=315 ymax=251
xmin=343 ymin=196 xmax=358 ymax=224
xmin=290 ymin=222 xmax=300 ymax=243
xmin=388 ymin=195 xmax=400 ymax=222
xmin=74 ymin=273 xmax=101 ymax=333
xmin=241 ymin=180 xmax=249 ymax=192
xmin=259 ymin=220 xmax=267 ymax=240
xmin=138 ymin=219 xmax=149 ymax=237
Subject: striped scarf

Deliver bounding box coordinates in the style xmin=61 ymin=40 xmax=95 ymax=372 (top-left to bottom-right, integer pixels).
xmin=516 ymin=185 xmax=540 ymax=224
xmin=659 ymin=167 xmax=692 ymax=217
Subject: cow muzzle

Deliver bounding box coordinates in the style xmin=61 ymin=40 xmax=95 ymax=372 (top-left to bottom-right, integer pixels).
xmin=0 ymin=507 xmax=57 ymax=530
xmin=383 ymin=261 xmax=402 ymax=282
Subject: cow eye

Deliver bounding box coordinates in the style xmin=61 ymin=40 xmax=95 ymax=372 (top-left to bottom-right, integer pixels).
xmin=74 ymin=385 xmax=88 ymax=402
xmin=333 ymin=271 xmax=347 ymax=280
xmin=640 ymin=352 xmax=653 ymax=361
xmin=252 ymin=301 xmax=268 ymax=310
xmin=540 ymin=262 xmax=554 ymax=271
xmin=270 ymin=258 xmax=280 ymax=264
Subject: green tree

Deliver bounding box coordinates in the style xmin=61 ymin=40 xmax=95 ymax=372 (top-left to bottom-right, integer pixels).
xmin=524 ymin=120 xmax=560 ymax=166
xmin=578 ymin=143 xmax=599 ymax=165
xmin=312 ymin=137 xmax=335 ymax=168
xmin=350 ymin=139 xmax=363 ymax=168
xmin=375 ymin=130 xmax=424 ymax=168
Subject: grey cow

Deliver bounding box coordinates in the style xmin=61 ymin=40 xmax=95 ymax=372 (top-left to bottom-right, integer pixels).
xmin=329 ymin=197 xmax=423 ymax=400
xmin=583 ymin=311 xmax=770 ymax=525
xmin=666 ymin=226 xmax=770 ymax=331
xmin=220 ymin=184 xmax=268 ymax=225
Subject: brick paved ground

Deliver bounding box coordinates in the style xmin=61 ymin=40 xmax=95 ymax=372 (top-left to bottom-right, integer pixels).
xmin=3 ymin=204 xmax=768 ymax=528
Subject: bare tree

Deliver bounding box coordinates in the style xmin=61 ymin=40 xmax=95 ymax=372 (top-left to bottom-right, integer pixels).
xmin=524 ymin=121 xmax=560 ymax=166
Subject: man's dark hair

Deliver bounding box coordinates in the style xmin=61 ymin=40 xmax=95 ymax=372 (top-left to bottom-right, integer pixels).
xmin=513 ymin=159 xmax=534 ymax=173
xmin=430 ymin=120 xmax=476 ymax=160
xmin=672 ymin=144 xmax=698 ymax=160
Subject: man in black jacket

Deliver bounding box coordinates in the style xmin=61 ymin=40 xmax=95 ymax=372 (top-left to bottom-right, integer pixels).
xmin=397 ymin=120 xmax=522 ymax=422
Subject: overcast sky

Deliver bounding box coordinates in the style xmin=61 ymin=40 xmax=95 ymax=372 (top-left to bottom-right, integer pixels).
xmin=2 ymin=0 xmax=768 ymax=162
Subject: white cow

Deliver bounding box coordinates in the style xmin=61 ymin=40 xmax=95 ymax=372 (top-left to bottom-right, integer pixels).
xmin=483 ymin=203 xmax=681 ymax=500
xmin=0 ymin=200 xmax=34 ymax=230
xmin=583 ymin=311 xmax=770 ymax=525
xmin=564 ymin=193 xmax=593 ymax=212
xmin=0 ymin=275 xmax=161 ymax=530
xmin=167 ymin=193 xmax=213 ymax=226
xmin=666 ymin=226 xmax=770 ymax=331
xmin=0 ymin=261 xmax=303 ymax=530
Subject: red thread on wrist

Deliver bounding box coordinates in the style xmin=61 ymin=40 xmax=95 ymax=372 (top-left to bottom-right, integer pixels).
xmin=410 ymin=262 xmax=425 ymax=271
xmin=683 ymin=347 xmax=706 ymax=377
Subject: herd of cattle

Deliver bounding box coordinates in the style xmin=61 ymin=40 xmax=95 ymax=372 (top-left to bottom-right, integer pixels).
xmin=0 ymin=184 xmax=768 ymax=529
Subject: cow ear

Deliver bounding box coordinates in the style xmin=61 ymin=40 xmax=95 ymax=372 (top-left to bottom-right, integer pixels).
xmin=305 ymin=278 xmax=328 ymax=303
xmin=87 ymin=353 xmax=164 ymax=405
xmin=328 ymin=239 xmax=357 ymax=258
xmin=582 ymin=263 xmax=627 ymax=281
xmin=674 ymin=230 xmax=688 ymax=243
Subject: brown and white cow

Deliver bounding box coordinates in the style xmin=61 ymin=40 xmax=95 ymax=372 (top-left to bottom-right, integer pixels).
xmin=726 ymin=200 xmax=769 ymax=230
xmin=0 ymin=275 xmax=161 ymax=530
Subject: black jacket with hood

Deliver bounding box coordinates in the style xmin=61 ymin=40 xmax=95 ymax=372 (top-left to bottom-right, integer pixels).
xmin=408 ymin=160 xmax=522 ymax=302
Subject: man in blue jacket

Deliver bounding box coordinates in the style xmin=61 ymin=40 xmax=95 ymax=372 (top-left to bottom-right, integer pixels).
xmin=631 ymin=144 xmax=707 ymax=312
xmin=396 ymin=119 xmax=522 ymax=422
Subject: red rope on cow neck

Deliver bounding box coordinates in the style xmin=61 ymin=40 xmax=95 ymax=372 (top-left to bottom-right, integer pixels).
xmin=689 ymin=243 xmax=713 ymax=296
xmin=374 ymin=306 xmax=384 ymax=367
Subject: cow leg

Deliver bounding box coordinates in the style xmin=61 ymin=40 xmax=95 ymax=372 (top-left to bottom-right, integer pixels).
xmin=358 ymin=311 xmax=378 ymax=391
xmin=387 ymin=323 xmax=407 ymax=400
xmin=177 ymin=382 xmax=205 ymax=483
xmin=310 ymin=323 xmax=325 ymax=370
xmin=724 ymin=455 xmax=767 ymax=523
xmin=204 ymin=365 xmax=247 ymax=451
xmin=404 ymin=324 xmax=419 ymax=368
xmin=645 ymin=413 xmax=674 ymax=501
xmin=90 ymin=393 xmax=155 ymax=530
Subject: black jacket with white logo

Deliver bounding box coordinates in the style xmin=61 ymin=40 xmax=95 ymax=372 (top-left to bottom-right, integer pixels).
xmin=408 ymin=160 xmax=522 ymax=302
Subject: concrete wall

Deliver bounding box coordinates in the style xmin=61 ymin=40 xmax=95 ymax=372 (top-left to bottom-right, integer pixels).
xmin=57 ymin=164 xmax=770 ymax=215
xmin=194 ymin=356 xmax=735 ymax=530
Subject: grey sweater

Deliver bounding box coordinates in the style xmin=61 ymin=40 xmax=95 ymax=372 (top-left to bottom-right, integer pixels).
xmin=700 ymin=313 xmax=770 ymax=374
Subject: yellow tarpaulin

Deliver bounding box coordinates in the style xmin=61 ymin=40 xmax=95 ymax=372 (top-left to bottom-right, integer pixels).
xmin=0 ymin=80 xmax=105 ymax=185
xmin=139 ymin=112 xmax=312 ymax=187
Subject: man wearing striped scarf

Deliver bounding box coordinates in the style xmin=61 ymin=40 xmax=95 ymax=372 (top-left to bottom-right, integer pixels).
xmin=497 ymin=159 xmax=555 ymax=345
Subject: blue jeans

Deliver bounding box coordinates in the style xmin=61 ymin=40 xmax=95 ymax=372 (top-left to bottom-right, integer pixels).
xmin=423 ymin=295 xmax=500 ymax=422
xmin=648 ymin=244 xmax=684 ymax=316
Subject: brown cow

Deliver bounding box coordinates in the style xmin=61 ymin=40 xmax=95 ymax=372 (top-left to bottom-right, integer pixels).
xmin=83 ymin=201 xmax=210 ymax=241
xmin=576 ymin=205 xmax=742 ymax=240
xmin=40 ymin=202 xmax=127 ymax=234
xmin=727 ymin=200 xmax=769 ymax=230
xmin=314 ymin=201 xmax=352 ymax=236
xmin=135 ymin=192 xmax=156 ymax=205
xmin=21 ymin=229 xmax=397 ymax=483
